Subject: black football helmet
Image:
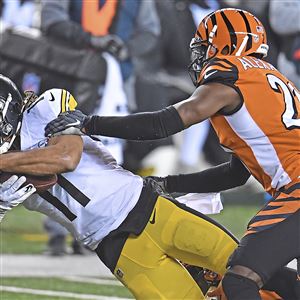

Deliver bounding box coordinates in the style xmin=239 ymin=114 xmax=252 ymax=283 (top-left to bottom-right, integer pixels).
xmin=0 ymin=74 xmax=24 ymax=154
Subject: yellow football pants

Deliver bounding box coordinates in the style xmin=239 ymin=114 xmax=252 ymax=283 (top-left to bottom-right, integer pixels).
xmin=113 ymin=196 xmax=237 ymax=299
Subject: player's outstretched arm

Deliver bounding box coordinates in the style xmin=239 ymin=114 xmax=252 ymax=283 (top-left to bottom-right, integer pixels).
xmin=45 ymin=83 xmax=240 ymax=140
xmin=45 ymin=106 xmax=185 ymax=140
xmin=0 ymin=175 xmax=36 ymax=222
xmin=148 ymin=155 xmax=251 ymax=194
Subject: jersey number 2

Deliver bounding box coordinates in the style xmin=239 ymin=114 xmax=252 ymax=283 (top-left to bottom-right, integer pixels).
xmin=267 ymin=74 xmax=300 ymax=129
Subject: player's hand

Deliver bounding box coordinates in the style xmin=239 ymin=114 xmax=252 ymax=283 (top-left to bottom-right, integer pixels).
xmin=90 ymin=34 xmax=129 ymax=61
xmin=146 ymin=176 xmax=169 ymax=194
xmin=0 ymin=175 xmax=36 ymax=222
xmin=44 ymin=110 xmax=89 ymax=137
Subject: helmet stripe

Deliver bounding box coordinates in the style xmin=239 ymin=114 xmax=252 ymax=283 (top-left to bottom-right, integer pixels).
xmin=205 ymin=23 xmax=209 ymax=41
xmin=220 ymin=11 xmax=237 ymax=54
xmin=238 ymin=10 xmax=253 ymax=52
xmin=210 ymin=13 xmax=217 ymax=37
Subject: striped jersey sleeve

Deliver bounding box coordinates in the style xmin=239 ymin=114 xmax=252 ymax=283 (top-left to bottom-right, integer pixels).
xmin=197 ymin=57 xmax=239 ymax=86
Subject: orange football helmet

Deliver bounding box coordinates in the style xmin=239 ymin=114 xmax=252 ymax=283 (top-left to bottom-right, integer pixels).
xmin=188 ymin=8 xmax=269 ymax=85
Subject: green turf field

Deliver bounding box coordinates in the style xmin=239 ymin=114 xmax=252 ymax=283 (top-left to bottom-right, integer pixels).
xmin=0 ymin=206 xmax=46 ymax=254
xmin=0 ymin=203 xmax=260 ymax=254
xmin=0 ymin=277 xmax=133 ymax=299
xmin=0 ymin=203 xmax=261 ymax=299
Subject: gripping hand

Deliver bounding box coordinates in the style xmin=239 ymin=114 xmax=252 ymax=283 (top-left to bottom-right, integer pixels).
xmin=45 ymin=110 xmax=89 ymax=137
xmin=0 ymin=175 xmax=36 ymax=222
xmin=146 ymin=176 xmax=169 ymax=194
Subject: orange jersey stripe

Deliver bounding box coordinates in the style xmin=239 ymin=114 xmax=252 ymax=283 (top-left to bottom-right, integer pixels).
xmin=257 ymin=202 xmax=300 ymax=216
xmin=249 ymin=218 xmax=286 ymax=228
xmin=211 ymin=115 xmax=273 ymax=192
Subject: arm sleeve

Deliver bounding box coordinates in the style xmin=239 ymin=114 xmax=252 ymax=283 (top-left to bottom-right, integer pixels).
xmin=84 ymin=106 xmax=185 ymax=140
xmin=165 ymin=155 xmax=250 ymax=193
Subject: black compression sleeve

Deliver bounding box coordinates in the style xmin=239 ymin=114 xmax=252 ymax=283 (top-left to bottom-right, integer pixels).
xmin=84 ymin=106 xmax=185 ymax=140
xmin=166 ymin=155 xmax=250 ymax=193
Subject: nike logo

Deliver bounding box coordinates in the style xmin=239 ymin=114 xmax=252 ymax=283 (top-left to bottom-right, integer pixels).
xmin=149 ymin=209 xmax=156 ymax=224
xmin=49 ymin=92 xmax=55 ymax=101
xmin=68 ymin=120 xmax=81 ymax=127
xmin=204 ymin=70 xmax=217 ymax=80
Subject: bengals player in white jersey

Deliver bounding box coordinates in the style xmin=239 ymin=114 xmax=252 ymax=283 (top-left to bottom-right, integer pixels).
xmin=46 ymin=8 xmax=300 ymax=300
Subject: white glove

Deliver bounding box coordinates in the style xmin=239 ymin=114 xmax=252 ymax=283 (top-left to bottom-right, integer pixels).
xmin=0 ymin=175 xmax=36 ymax=222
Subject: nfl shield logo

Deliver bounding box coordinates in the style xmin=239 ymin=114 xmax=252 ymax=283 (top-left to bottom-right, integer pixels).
xmin=256 ymin=26 xmax=263 ymax=33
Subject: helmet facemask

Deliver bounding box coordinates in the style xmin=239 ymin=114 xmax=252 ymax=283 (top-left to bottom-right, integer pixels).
xmin=0 ymin=74 xmax=27 ymax=154
xmin=188 ymin=38 xmax=210 ymax=86
xmin=188 ymin=24 xmax=218 ymax=86
xmin=0 ymin=93 xmax=23 ymax=154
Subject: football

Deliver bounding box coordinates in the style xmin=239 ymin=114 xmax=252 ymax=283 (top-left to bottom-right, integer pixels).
xmin=0 ymin=173 xmax=58 ymax=193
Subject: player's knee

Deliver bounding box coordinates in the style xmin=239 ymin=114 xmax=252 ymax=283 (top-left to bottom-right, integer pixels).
xmin=227 ymin=265 xmax=264 ymax=287
xmin=222 ymin=272 xmax=261 ymax=300
xmin=126 ymin=273 xmax=164 ymax=299
xmin=173 ymin=220 xmax=218 ymax=257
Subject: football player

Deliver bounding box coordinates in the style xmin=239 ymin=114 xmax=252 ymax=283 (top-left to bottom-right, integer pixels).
xmin=45 ymin=8 xmax=300 ymax=299
xmin=0 ymin=73 xmax=241 ymax=299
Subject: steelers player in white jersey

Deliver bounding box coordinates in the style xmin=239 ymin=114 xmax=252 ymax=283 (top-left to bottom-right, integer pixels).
xmin=0 ymin=74 xmax=240 ymax=299
xmin=0 ymin=74 xmax=292 ymax=300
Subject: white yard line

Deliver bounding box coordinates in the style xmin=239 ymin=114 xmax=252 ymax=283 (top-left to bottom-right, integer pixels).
xmin=61 ymin=275 xmax=122 ymax=286
xmin=0 ymin=254 xmax=113 ymax=278
xmin=0 ymin=286 xmax=131 ymax=300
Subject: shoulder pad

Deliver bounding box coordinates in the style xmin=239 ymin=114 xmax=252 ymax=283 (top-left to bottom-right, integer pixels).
xmin=43 ymin=89 xmax=77 ymax=113
xmin=26 ymin=89 xmax=77 ymax=115
xmin=197 ymin=57 xmax=239 ymax=86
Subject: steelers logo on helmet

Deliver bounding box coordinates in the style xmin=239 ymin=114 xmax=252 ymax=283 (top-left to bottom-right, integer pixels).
xmin=188 ymin=8 xmax=269 ymax=85
xmin=0 ymin=74 xmax=25 ymax=154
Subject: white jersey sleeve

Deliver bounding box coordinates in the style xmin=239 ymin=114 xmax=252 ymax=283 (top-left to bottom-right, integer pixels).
xmin=21 ymin=89 xmax=77 ymax=150
xmin=21 ymin=89 xmax=143 ymax=250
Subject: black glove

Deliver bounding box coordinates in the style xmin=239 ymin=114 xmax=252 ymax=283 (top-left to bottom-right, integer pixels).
xmin=45 ymin=110 xmax=90 ymax=137
xmin=146 ymin=176 xmax=169 ymax=194
xmin=90 ymin=34 xmax=129 ymax=61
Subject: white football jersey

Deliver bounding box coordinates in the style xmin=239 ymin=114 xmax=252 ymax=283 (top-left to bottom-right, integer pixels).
xmin=22 ymin=89 xmax=143 ymax=250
